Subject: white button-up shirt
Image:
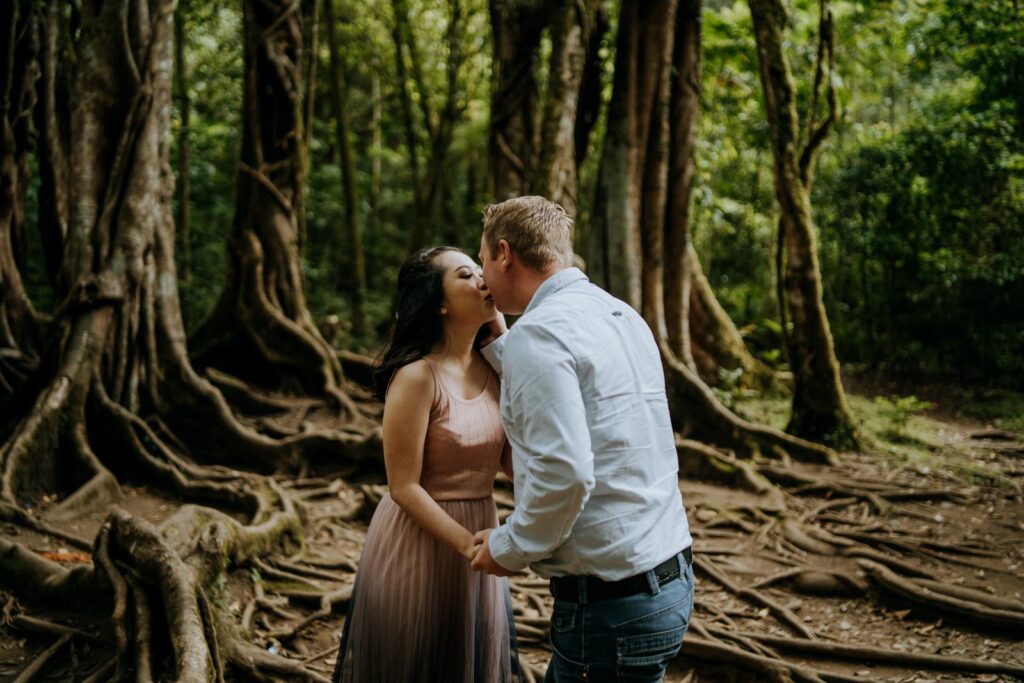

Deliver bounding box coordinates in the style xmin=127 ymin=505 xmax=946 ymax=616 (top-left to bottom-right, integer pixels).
xmin=482 ymin=268 xmax=691 ymax=580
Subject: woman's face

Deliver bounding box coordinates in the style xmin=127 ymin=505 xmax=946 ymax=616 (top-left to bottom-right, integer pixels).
xmin=435 ymin=250 xmax=495 ymax=327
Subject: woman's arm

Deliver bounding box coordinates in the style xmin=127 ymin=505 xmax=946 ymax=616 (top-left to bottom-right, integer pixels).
xmin=383 ymin=360 xmax=479 ymax=560
xmin=500 ymin=440 xmax=515 ymax=481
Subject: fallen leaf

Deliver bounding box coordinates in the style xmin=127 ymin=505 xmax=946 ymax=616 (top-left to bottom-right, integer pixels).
xmin=892 ymin=609 xmax=912 ymax=620
xmin=36 ymin=550 xmax=92 ymax=563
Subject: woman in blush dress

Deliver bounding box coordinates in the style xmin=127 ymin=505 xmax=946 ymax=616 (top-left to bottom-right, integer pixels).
xmin=333 ymin=247 xmax=520 ymax=683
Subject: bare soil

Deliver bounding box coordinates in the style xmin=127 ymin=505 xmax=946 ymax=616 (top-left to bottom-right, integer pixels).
xmin=2 ymin=395 xmax=1022 ymax=682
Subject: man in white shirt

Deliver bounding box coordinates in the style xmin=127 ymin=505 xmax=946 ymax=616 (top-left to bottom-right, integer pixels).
xmin=471 ymin=196 xmax=693 ymax=682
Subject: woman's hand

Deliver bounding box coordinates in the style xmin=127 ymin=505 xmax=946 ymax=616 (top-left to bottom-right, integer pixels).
xmin=461 ymin=538 xmax=483 ymax=561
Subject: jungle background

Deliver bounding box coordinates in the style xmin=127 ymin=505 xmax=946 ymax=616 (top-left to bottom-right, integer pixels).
xmin=1 ymin=0 xmax=1023 ymax=681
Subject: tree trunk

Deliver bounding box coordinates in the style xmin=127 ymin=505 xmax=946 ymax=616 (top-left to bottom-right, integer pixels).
xmin=587 ymin=0 xmax=831 ymax=465
xmin=664 ymin=0 xmax=701 ymax=369
xmin=323 ymin=0 xmax=367 ymax=337
xmin=174 ymin=1 xmax=192 ymax=304
xmin=34 ymin=0 xmax=70 ymax=289
xmin=574 ymin=3 xmax=608 ymax=172
xmin=189 ymin=0 xmax=355 ymax=414
xmin=638 ymin=0 xmax=678 ymax=339
xmin=0 ymin=3 xmax=360 ymax=677
xmin=660 ymin=1 xmax=774 ymax=391
xmin=533 ymin=0 xmax=602 ymax=222
xmin=688 ymin=247 xmax=777 ymax=390
xmin=589 ymin=0 xmax=641 ymax=307
xmin=0 ymin=3 xmax=47 ymax=401
xmin=748 ymin=0 xmax=858 ymax=449
xmin=488 ymin=0 xmax=549 ymax=200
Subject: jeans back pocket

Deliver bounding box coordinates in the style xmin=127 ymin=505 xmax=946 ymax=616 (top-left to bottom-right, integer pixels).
xmin=616 ymin=624 xmax=686 ymax=667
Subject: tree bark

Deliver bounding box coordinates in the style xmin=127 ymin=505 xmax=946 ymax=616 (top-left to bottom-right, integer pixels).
xmin=189 ymin=0 xmax=355 ymax=413
xmin=748 ymin=0 xmax=858 ymax=449
xmin=587 ymin=0 xmax=827 ymax=464
xmin=638 ymin=0 xmax=678 ymax=339
xmin=0 ymin=3 xmax=47 ymax=400
xmin=533 ymin=0 xmax=602 ymax=222
xmin=174 ymin=1 xmax=192 ymax=302
xmin=688 ymin=247 xmax=777 ymax=390
xmin=323 ymin=0 xmax=367 ymax=337
xmin=34 ymin=0 xmax=70 ymax=289
xmin=574 ymin=4 xmax=608 ymax=171
xmin=488 ymin=0 xmax=549 ymax=200
xmin=589 ymin=1 xmax=640 ymax=306
xmin=664 ymin=0 xmax=701 ymax=368
xmin=1 ymin=4 xmax=359 ymax=676
xmin=590 ymin=0 xmax=676 ymax=311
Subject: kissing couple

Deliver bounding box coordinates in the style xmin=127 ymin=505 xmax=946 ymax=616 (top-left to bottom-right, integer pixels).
xmin=333 ymin=195 xmax=694 ymax=683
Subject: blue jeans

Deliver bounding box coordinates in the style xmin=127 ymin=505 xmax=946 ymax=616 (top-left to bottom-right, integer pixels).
xmin=545 ymin=554 xmax=694 ymax=682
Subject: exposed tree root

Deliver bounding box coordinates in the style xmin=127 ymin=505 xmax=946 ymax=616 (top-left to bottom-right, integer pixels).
xmin=707 ymin=625 xmax=1024 ymax=677
xmin=11 ymin=632 xmax=70 ymax=683
xmin=695 ymin=556 xmax=818 ymax=640
xmin=681 ymin=634 xmax=862 ymax=683
xmin=858 ymin=559 xmax=1024 ymax=631
xmin=662 ymin=341 xmax=836 ymax=465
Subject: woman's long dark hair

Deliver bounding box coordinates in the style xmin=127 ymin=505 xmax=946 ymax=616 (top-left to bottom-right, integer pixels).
xmin=374 ymin=246 xmax=461 ymax=401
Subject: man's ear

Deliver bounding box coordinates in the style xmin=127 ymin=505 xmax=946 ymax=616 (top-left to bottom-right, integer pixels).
xmin=497 ymin=239 xmax=512 ymax=271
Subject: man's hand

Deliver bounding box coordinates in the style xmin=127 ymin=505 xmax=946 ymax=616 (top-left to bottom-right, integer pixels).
xmin=470 ymin=529 xmax=516 ymax=577
xmin=477 ymin=312 xmax=507 ymax=349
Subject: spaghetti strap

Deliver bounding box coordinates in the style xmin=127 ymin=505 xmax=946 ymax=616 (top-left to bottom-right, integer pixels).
xmin=422 ymin=357 xmax=444 ymax=406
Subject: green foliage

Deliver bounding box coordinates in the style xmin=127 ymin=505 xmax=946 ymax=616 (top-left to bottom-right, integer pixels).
xmin=698 ymin=0 xmax=1023 ymax=387
xmin=872 ymin=395 xmax=935 ymax=442
xmin=958 ymin=389 xmax=1024 ymax=433
xmin=171 ymin=4 xmax=242 ymax=330
xmin=19 ymin=0 xmax=1015 ymax=390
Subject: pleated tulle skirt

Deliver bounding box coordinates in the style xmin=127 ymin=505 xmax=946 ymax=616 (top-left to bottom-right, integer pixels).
xmin=333 ymin=494 xmax=521 ymax=683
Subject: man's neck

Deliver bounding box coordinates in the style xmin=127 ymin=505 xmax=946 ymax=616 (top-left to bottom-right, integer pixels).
xmin=517 ymin=264 xmax=568 ymax=312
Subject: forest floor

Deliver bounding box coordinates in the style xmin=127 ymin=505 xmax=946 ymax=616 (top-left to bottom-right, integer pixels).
xmin=1 ymin=380 xmax=1023 ymax=682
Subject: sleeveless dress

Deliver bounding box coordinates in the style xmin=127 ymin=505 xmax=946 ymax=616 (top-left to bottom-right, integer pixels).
xmin=333 ymin=359 xmax=521 ymax=683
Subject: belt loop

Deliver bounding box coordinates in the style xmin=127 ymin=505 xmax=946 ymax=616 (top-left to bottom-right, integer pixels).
xmin=645 ymin=568 xmax=660 ymax=595
xmin=577 ymin=576 xmax=588 ymax=605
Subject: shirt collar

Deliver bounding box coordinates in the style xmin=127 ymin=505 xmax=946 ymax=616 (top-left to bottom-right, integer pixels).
xmin=523 ymin=267 xmax=588 ymax=315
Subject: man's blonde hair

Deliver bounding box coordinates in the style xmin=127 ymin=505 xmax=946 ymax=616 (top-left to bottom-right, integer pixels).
xmin=482 ymin=196 xmax=573 ymax=270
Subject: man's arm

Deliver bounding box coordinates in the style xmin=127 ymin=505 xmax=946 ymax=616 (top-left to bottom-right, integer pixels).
xmin=484 ymin=324 xmax=595 ymax=573
xmin=478 ymin=313 xmax=508 ymax=376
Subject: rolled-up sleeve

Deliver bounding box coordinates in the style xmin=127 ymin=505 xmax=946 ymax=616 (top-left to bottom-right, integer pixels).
xmin=488 ymin=324 xmax=595 ymax=572
xmin=480 ymin=332 xmax=508 ymax=377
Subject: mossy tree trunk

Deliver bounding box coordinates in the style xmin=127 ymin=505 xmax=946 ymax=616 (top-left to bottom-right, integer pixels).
xmin=188 ymin=0 xmax=356 ymax=414
xmin=0 ymin=2 xmax=344 ymax=678
xmin=489 ymin=0 xmax=605 ymax=235
xmin=591 ymin=0 xmax=833 ymax=464
xmin=748 ymin=0 xmax=858 ymax=449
